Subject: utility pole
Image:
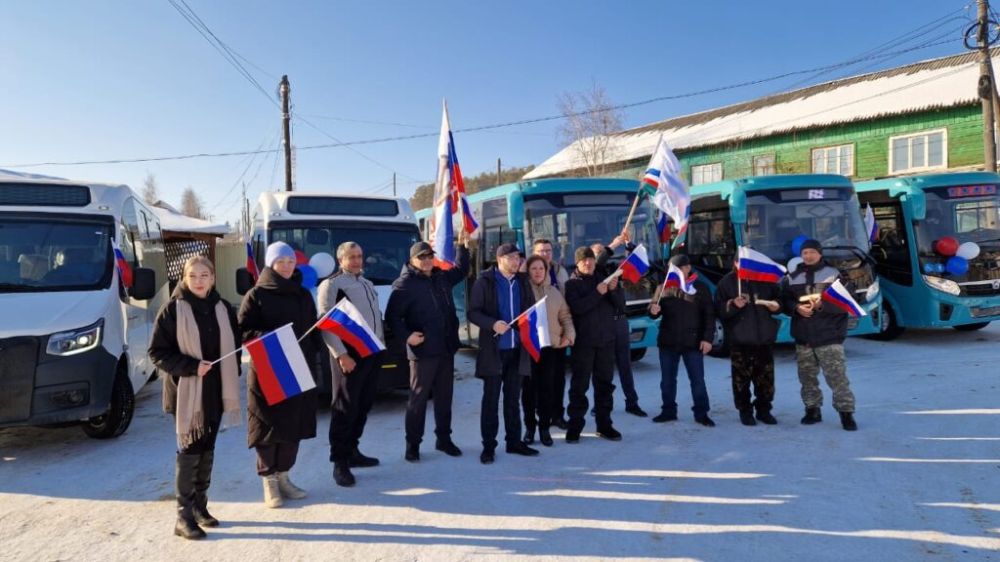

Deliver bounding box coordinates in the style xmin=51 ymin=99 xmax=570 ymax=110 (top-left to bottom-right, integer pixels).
xmin=978 ymin=0 xmax=998 ymax=171
xmin=279 ymin=75 xmax=294 ymax=190
xmin=392 ymin=173 xmax=397 ymax=197
xmin=240 ymin=182 xmax=247 ymax=237
xmin=496 ymin=157 xmax=502 ymax=186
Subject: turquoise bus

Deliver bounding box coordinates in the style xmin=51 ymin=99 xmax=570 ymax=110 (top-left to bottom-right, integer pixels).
xmin=856 ymin=172 xmax=1000 ymax=339
xmin=682 ymin=174 xmax=882 ymax=352
xmin=415 ymin=178 xmax=663 ymax=360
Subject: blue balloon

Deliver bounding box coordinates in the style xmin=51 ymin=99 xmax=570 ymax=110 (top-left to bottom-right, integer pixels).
xmin=934 ymin=262 xmax=947 ymax=274
xmin=791 ymin=235 xmax=809 ymax=256
xmin=297 ymin=264 xmax=318 ymax=288
xmin=923 ymin=262 xmax=937 ymax=274
xmin=945 ymin=256 xmax=969 ymax=276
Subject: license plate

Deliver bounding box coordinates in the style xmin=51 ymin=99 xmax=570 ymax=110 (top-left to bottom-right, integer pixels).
xmin=970 ymin=306 xmax=1000 ymax=318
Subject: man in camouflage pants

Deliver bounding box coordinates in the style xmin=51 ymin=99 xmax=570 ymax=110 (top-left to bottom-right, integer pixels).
xmin=781 ymin=239 xmax=857 ymax=431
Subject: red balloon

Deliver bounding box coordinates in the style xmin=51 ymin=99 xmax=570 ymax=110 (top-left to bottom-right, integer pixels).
xmin=294 ymin=250 xmax=308 ymax=265
xmin=934 ymin=237 xmax=959 ymax=257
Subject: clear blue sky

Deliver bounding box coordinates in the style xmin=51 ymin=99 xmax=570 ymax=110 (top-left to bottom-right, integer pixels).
xmin=0 ymin=1 xmax=976 ymax=226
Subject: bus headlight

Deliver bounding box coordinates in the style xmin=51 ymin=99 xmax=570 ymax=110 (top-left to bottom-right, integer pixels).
xmin=864 ymin=279 xmax=880 ymax=303
xmin=47 ymin=320 xmax=103 ymax=356
xmin=922 ymin=275 xmax=961 ymax=296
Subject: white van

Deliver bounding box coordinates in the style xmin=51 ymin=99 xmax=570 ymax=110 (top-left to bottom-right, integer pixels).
xmin=238 ymin=192 xmax=421 ymax=390
xmin=0 ymin=176 xmax=167 ymax=438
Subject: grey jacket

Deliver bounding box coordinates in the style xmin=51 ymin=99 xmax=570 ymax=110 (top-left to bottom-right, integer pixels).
xmin=317 ymin=270 xmax=384 ymax=358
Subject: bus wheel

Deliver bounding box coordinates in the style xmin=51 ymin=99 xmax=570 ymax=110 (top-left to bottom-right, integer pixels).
xmin=82 ymin=366 xmax=135 ymax=439
xmin=953 ymin=322 xmax=990 ymax=331
xmin=629 ymin=348 xmax=647 ymax=362
xmin=868 ymin=302 xmax=904 ymax=341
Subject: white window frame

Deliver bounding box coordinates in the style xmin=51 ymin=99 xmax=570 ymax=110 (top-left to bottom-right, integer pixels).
xmin=753 ymin=154 xmax=776 ymax=176
xmin=888 ymin=128 xmax=948 ymax=175
xmin=691 ymin=162 xmax=723 ymax=185
xmin=811 ymin=144 xmax=854 ymax=176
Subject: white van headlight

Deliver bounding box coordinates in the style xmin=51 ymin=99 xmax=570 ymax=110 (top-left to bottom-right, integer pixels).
xmin=864 ymin=279 xmax=880 ymax=303
xmin=922 ymin=275 xmax=961 ymax=296
xmin=47 ymin=320 xmax=103 ymax=356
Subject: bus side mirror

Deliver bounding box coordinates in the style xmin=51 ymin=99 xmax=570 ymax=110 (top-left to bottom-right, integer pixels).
xmin=130 ymin=267 xmax=156 ymax=301
xmin=507 ymin=190 xmax=524 ymax=231
xmin=236 ymin=268 xmax=254 ymax=295
xmin=904 ymin=191 xmax=926 ymax=221
xmin=729 ymin=188 xmax=747 ymax=224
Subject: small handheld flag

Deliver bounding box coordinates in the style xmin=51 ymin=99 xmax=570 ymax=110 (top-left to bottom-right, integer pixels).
xmin=245 ymin=323 xmax=316 ymax=406
xmin=111 ymin=239 xmax=133 ymax=289
xmin=317 ymin=299 xmax=386 ymax=358
xmin=662 ymin=262 xmax=697 ymax=295
xmin=821 ymin=279 xmax=866 ymax=317
xmin=515 ymin=297 xmax=551 ymax=362
xmin=737 ymin=247 xmax=787 ymax=284
xmin=619 ymin=244 xmax=650 ymax=283
xmin=864 ymin=203 xmax=879 ymax=245
xmin=246 ymin=242 xmax=260 ymax=282
xmin=657 ymin=213 xmax=671 ymax=244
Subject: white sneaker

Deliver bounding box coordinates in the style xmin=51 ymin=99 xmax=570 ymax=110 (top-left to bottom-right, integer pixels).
xmin=277 ymin=471 xmax=307 ymax=499
xmin=262 ymin=475 xmax=283 ymax=508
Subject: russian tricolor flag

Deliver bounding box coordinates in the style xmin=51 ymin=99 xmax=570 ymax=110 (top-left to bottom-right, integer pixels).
xmin=657 ymin=213 xmax=671 ymax=244
xmin=620 ymin=244 xmax=650 ymax=283
xmin=111 ymin=239 xmax=132 ymax=289
xmin=317 ymin=298 xmax=386 ymax=358
xmin=864 ymin=203 xmax=879 ymax=245
xmin=246 ymin=242 xmax=260 ymax=282
xmin=737 ymin=246 xmax=786 ymax=284
xmin=663 ymin=262 xmax=697 ymax=295
xmin=246 ymin=323 xmax=316 ymax=406
xmin=516 ymin=296 xmax=551 ymax=362
xmin=430 ymin=101 xmax=478 ymax=270
xmin=821 ymin=279 xmax=866 ymax=317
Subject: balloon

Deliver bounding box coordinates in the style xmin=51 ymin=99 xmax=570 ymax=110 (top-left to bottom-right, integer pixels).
xmin=791 ymin=235 xmax=809 ymax=256
xmin=787 ymin=257 xmax=803 ymax=273
xmin=294 ymin=250 xmax=308 ymax=265
xmin=945 ymin=256 xmax=969 ymax=276
xmin=298 ymin=264 xmax=318 ymax=288
xmin=933 ymin=237 xmax=959 ymax=256
xmin=934 ymin=262 xmax=947 ymax=274
xmin=956 ymin=241 xmax=981 ymax=260
xmin=922 ymin=262 xmax=937 ymax=274
xmin=309 ymin=252 xmax=336 ymax=279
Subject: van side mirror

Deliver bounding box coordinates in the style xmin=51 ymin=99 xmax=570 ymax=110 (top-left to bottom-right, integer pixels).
xmin=130 ymin=267 xmax=156 ymax=300
xmin=236 ymin=268 xmax=254 ymax=295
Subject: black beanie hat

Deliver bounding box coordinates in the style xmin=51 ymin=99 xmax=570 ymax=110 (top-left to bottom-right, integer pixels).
xmin=669 ymin=254 xmax=691 ymax=267
xmin=800 ymin=239 xmax=822 ymax=254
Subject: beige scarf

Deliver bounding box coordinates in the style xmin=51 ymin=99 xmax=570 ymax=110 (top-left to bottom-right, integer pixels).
xmin=175 ymin=299 xmax=241 ymax=449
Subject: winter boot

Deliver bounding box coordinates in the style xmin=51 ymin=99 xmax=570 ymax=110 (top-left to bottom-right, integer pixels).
xmin=523 ymin=425 xmax=536 ymax=445
xmin=755 ymin=409 xmax=778 ymax=425
xmin=174 ymin=453 xmax=206 ymax=540
xmin=839 ymin=411 xmax=858 ymax=431
xmin=192 ymin=450 xmax=219 ymax=527
xmin=277 ymin=471 xmax=307 ymax=498
xmin=739 ymin=410 xmax=757 ymax=426
xmin=801 ymin=407 xmax=822 ymax=425
xmin=333 ymin=463 xmax=356 ymax=487
xmin=538 ymin=426 xmax=554 ymax=447
xmin=262 ymin=474 xmax=283 ymax=508
xmin=350 ymin=448 xmax=380 ymax=468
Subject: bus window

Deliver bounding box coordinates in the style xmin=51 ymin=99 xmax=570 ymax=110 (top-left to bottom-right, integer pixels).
xmin=870 ymin=203 xmax=912 ymax=286
xmin=687 ymin=209 xmax=733 ymax=277
xmin=481 ymin=226 xmax=518 ymax=270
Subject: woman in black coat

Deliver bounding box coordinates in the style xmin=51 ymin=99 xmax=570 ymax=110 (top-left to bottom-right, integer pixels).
xmin=238 ymin=242 xmax=320 ymax=508
xmin=149 ymin=256 xmax=241 ymax=540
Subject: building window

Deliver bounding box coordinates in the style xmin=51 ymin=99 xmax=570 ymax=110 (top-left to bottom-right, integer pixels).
xmin=889 ymin=129 xmax=947 ymax=174
xmin=811 ymin=144 xmax=854 ymax=176
xmin=753 ymin=154 xmax=776 ymax=176
xmin=691 ymin=163 xmax=723 ymax=185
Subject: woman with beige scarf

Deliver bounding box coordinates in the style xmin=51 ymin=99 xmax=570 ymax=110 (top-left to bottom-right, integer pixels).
xmin=149 ymin=256 xmax=241 ymax=540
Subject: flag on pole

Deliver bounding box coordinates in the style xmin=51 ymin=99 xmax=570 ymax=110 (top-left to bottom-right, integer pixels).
xmin=737 ymin=246 xmax=787 ymax=284
xmin=111 ymin=239 xmax=133 ymax=289
xmin=619 ymin=244 xmax=650 ymax=283
xmin=245 ymin=241 xmax=260 ymax=282
xmin=644 ymin=136 xmax=691 ymax=249
xmin=662 ymin=262 xmax=697 ymax=295
xmin=821 ymin=279 xmax=866 ymax=317
xmin=657 ymin=212 xmax=671 ymax=244
xmin=864 ymin=203 xmax=879 ymax=244
xmin=515 ymin=296 xmax=551 ymax=362
xmin=430 ymin=101 xmax=478 ymax=269
xmin=245 ymin=323 xmax=316 ymax=406
xmin=316 ymin=299 xmax=386 ymax=358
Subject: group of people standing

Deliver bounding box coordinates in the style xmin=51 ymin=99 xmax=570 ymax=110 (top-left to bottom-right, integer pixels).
xmin=148 ymin=233 xmax=858 ymax=541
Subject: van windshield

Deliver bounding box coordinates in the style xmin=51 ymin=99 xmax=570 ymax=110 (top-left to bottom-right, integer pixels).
xmin=0 ymin=214 xmax=114 ymax=292
xmin=270 ymin=221 xmax=421 ymax=285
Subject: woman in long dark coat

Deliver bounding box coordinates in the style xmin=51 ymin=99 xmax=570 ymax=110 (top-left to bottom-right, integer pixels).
xmin=238 ymin=241 xmax=320 ymax=508
xmin=149 ymin=256 xmax=241 ymax=540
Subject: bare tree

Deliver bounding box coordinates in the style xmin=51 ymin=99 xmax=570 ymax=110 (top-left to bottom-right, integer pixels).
xmin=180 ymin=186 xmax=205 ymax=219
xmin=141 ymin=173 xmax=160 ymax=205
xmin=556 ymin=82 xmax=625 ymax=177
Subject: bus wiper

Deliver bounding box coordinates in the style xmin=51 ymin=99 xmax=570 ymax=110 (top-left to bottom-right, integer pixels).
xmin=821 ymin=245 xmax=875 ymax=265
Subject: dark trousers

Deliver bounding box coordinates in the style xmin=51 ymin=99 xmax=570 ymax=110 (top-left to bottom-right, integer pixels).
xmin=405 ymin=354 xmax=454 ymax=446
xmin=176 ymin=420 xmax=219 ymax=514
xmin=521 ymin=347 xmax=562 ymax=430
xmin=178 ymin=419 xmax=220 ymax=455
xmin=568 ymin=343 xmax=616 ymax=431
xmin=730 ymin=345 xmax=775 ymax=413
xmin=658 ymin=348 xmax=710 ymax=417
xmin=255 ymin=441 xmax=300 ymax=476
xmin=481 ymin=349 xmax=523 ymax=450
xmin=553 ymin=350 xmax=568 ymax=420
xmin=614 ymin=317 xmax=640 ymax=407
xmin=328 ymin=352 xmax=383 ymax=463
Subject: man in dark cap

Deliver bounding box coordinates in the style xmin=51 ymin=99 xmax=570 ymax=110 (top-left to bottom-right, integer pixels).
xmin=781 ymin=239 xmax=858 ymax=431
xmin=385 ymin=237 xmax=470 ymax=462
xmin=468 ymin=243 xmax=539 ymax=464
xmin=563 ymin=246 xmax=624 ymax=443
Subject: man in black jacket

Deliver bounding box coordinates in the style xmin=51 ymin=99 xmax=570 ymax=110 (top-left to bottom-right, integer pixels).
xmin=648 ymin=255 xmax=715 ymax=426
xmin=469 ymin=243 xmax=539 ymax=464
xmin=385 ymin=240 xmax=470 ymax=461
xmin=781 ymin=239 xmax=857 ymax=431
xmin=715 ymin=256 xmax=782 ymax=426
xmin=564 ymin=246 xmax=624 ymax=443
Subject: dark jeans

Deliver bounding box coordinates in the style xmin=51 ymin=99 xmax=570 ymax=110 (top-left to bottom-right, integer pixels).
xmin=328 ymin=352 xmax=382 ymax=463
xmin=730 ymin=345 xmax=775 ymax=413
xmin=658 ymin=347 xmax=710 ymax=417
xmin=614 ymin=317 xmax=640 ymax=407
xmin=405 ymin=354 xmax=454 ymax=446
xmin=255 ymin=441 xmax=300 ymax=476
xmin=568 ymin=343 xmax=615 ymax=431
xmin=481 ymin=349 xmax=523 ymax=450
xmin=553 ymin=349 xmax=568 ymax=420
xmin=521 ymin=347 xmax=562 ymax=430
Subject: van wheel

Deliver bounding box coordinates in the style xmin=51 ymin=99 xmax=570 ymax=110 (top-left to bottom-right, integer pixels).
xmin=629 ymin=348 xmax=646 ymax=362
xmin=953 ymin=321 xmax=990 ymax=331
xmin=867 ymin=302 xmax=904 ymax=341
xmin=82 ymin=368 xmax=135 ymax=439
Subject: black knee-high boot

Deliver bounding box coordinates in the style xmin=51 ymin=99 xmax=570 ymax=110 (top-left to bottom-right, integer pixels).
xmin=175 ymin=453 xmax=206 ymax=539
xmin=192 ymin=450 xmax=219 ymax=527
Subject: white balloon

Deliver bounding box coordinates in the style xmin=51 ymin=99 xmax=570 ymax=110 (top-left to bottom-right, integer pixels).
xmin=309 ymin=252 xmax=336 ymax=278
xmin=787 ymin=257 xmax=803 ymax=272
xmin=956 ymin=241 xmax=981 ymax=260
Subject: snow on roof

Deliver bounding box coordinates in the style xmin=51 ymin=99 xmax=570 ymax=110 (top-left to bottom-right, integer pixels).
xmin=151 ymin=204 xmax=230 ymax=236
xmin=525 ymin=50 xmax=989 ymax=180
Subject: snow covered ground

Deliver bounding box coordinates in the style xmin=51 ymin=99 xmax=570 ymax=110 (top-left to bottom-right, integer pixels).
xmin=1 ymin=325 xmax=998 ymax=561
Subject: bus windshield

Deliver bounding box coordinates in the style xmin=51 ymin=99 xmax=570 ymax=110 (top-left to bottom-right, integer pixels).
xmin=270 ymin=221 xmax=421 ymax=285
xmin=743 ymin=188 xmax=869 ymax=265
xmin=914 ymin=188 xmax=1000 ymax=279
xmin=0 ymin=215 xmax=114 ymax=292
